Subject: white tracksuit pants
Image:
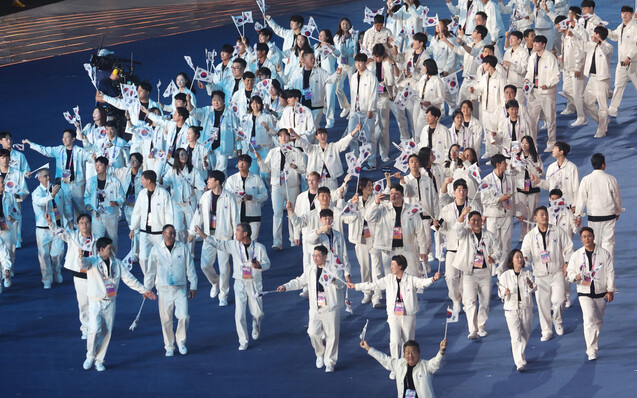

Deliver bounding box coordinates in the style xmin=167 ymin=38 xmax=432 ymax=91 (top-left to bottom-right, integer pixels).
xmin=200 ymin=239 xmax=232 ymax=300
xmin=92 ymin=212 xmax=119 ymax=253
xmin=516 ymin=192 xmax=540 ymax=239
xmin=486 ymin=215 xmax=513 ymax=257
xmin=86 ymin=298 xmax=116 ymax=363
xmin=578 ymin=295 xmax=606 ymax=357
xmin=138 ymin=232 xmax=163 ymax=275
xmin=347 ymin=111 xmax=375 ymax=166
xmin=0 ymin=223 xmax=16 ymax=263
xmin=354 ymin=241 xmax=383 ymax=299
xmin=35 ymin=228 xmax=64 ymax=286
xmin=588 ymin=219 xmax=616 ymax=260
xmin=463 ymin=268 xmax=491 ymax=334
xmin=583 ymin=75 xmax=610 ymax=135
xmin=504 ymin=307 xmax=533 ymax=368
xmin=234 ymin=278 xmax=264 ymax=346
xmin=63 ymin=182 xmax=85 ymax=219
xmin=74 ymin=276 xmax=89 ymax=335
xmin=527 ymin=90 xmax=557 ymax=149
xmin=562 ymin=71 xmax=586 ymax=119
xmin=534 ymin=272 xmax=565 ymax=338
xmin=308 ymin=307 xmax=341 ymax=367
xmin=124 ymin=206 xmax=139 ymax=260
xmin=445 ymin=251 xmax=462 ymax=306
xmin=388 ymin=314 xmax=417 ymax=360
xmin=272 ymin=184 xmax=300 ymax=248
xmin=157 ymin=285 xmax=189 ymax=350
xmin=609 ymin=63 xmax=637 ymax=113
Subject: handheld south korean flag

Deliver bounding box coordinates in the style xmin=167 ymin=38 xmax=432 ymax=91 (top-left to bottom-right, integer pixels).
xmin=194 ymin=67 xmax=214 ymax=83
xmin=372 ymin=178 xmax=386 ymax=195
xmin=522 ymin=80 xmax=533 ymax=97
xmin=421 ymin=13 xmax=439 ymax=28
xmin=466 ymin=162 xmax=482 ymax=183
xmin=163 ymin=80 xmax=179 ymax=99
xmin=443 ymin=72 xmax=459 ymax=95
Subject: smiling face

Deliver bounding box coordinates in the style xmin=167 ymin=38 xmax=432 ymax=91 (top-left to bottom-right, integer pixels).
xmin=512 ymin=251 xmax=524 ymax=272
xmin=404 ymin=345 xmax=420 ymax=367
xmin=163 ymin=225 xmax=176 ymax=246
xmin=469 ymin=213 xmax=482 ymax=233
xmin=580 ymin=229 xmax=595 ymax=249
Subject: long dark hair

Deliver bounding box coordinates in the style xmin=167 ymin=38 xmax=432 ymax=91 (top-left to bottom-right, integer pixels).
xmin=335 ymin=17 xmax=352 ymax=38
xmin=505 ymin=249 xmax=524 ymax=270
xmin=445 ymin=144 xmax=463 ymax=168
xmin=518 ymin=135 xmax=538 ymax=163
xmin=173 ymin=147 xmax=193 ymax=173
xmin=176 ymin=72 xmax=195 ymax=94
xmin=320 ymin=29 xmax=335 ymax=46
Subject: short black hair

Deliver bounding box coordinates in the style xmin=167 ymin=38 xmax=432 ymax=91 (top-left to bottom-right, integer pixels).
xmin=390 ymin=183 xmax=404 ymax=195
xmin=130 ymin=152 xmax=143 ymax=164
xmin=319 ymin=208 xmax=334 ymax=218
xmin=533 ymin=205 xmax=548 ymax=216
xmin=510 ymin=30 xmax=523 ymax=40
xmin=139 ymin=81 xmax=152 ymax=93
xmin=354 ymin=53 xmax=368 ymax=63
xmin=549 ymin=188 xmax=563 ymax=198
xmin=208 ymin=169 xmax=226 ymax=184
xmin=290 ymin=15 xmax=304 ymax=24
xmin=474 ymin=25 xmax=488 ymax=40
xmin=314 ymin=245 xmax=328 ymax=256
xmin=76 ymin=213 xmax=92 ymax=224
xmin=392 ymin=254 xmax=408 ymax=271
xmin=413 ymin=32 xmax=428 ymax=45
xmin=142 ymin=170 xmax=157 ymax=184
xmin=403 ymin=340 xmax=420 ymax=354
xmin=534 ymin=35 xmax=548 ymax=44
xmin=237 ymin=154 xmax=252 ymax=164
xmin=373 ymin=14 xmax=384 ymax=24
xmin=96 ymin=237 xmax=113 ymax=251
xmin=238 ymin=222 xmax=252 ymax=237
xmin=555 ymin=141 xmax=570 ymax=156
xmin=95 ymin=156 xmax=109 ymax=166
xmin=427 ymin=106 xmax=441 ymax=118
xmin=453 ymin=178 xmax=468 ymax=190
xmin=211 ymin=90 xmax=225 ymax=101
xmin=468 ymin=210 xmax=482 ymax=220
xmin=504 ymin=84 xmax=517 ymax=94
xmin=491 ymin=154 xmax=507 ymax=166
xmin=591 ymin=153 xmax=605 ymax=170
xmin=482 ymin=55 xmax=497 ymax=68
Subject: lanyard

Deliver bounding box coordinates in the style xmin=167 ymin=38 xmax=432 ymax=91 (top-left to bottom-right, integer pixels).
xmin=471 ymin=233 xmax=485 ymax=253
xmin=239 ymin=241 xmax=256 ymax=263
xmin=99 ymin=258 xmax=112 ymax=280
xmin=535 ymin=229 xmax=550 ymax=250
xmin=491 ymin=173 xmax=509 ymax=195
xmin=66 ymin=147 xmax=74 ymax=169
xmin=580 ymin=251 xmax=601 ymax=278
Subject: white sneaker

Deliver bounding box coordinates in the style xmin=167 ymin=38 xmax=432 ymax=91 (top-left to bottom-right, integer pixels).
xmin=209 ymin=284 xmax=219 ymax=298
xmin=593 ymin=132 xmax=606 ymax=138
xmin=361 ymin=293 xmax=372 ymax=304
xmin=165 ymin=347 xmax=174 ymax=357
xmin=299 ymin=289 xmax=309 ymax=298
xmin=83 ymin=358 xmax=94 ymax=370
xmin=315 ymin=356 xmax=324 ymax=368
xmin=389 ymin=371 xmax=396 ymax=380
xmin=555 ymin=324 xmax=564 ymax=336
xmin=565 ymin=299 xmax=572 ymax=308
xmin=468 ymin=332 xmax=479 ymax=340
xmin=372 ymin=298 xmax=383 ymax=309
xmin=325 ymin=364 xmax=334 ymax=373
xmin=219 ymin=297 xmax=228 ymax=306
xmin=540 ymin=122 xmax=547 ymax=130
xmin=95 ymin=362 xmax=106 ymax=372
xmin=570 ymin=119 xmax=588 ymax=127
xmin=340 ymin=108 xmax=350 ymax=118
xmin=560 ymin=108 xmax=575 ymax=115
xmin=3 ymin=277 xmax=11 ymax=288
xmin=252 ymin=321 xmax=260 ymax=340
xmin=55 ymin=272 xmax=63 ymax=284
xmin=588 ymin=352 xmax=597 ymax=361
xmin=178 ymin=345 xmax=188 ymax=355
xmin=325 ymin=120 xmax=335 ymax=129
xmin=238 ymin=343 xmax=248 ymax=351
xmin=452 ymin=301 xmax=462 ymax=314
xmin=517 ymin=364 xmax=526 ymax=372
xmin=43 ymin=282 xmax=52 ymax=290
xmin=81 ymin=332 xmax=88 ymax=340
xmin=608 ymin=107 xmax=618 ymax=118
xmin=478 ymin=329 xmax=488 ymax=337
xmin=543 ymin=146 xmax=553 ymax=153
xmin=541 ymin=333 xmax=553 ymax=342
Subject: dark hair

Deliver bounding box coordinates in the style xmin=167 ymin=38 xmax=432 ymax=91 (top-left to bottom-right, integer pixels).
xmin=0 ymin=131 xmax=12 ymax=140
xmin=534 ymin=35 xmax=548 ymax=44
xmin=176 ymin=72 xmax=194 ymax=93
xmin=335 ymin=17 xmax=352 ymax=37
xmin=142 ymin=170 xmax=157 ymax=184
xmin=208 ymin=169 xmax=226 ymax=184
xmin=505 ymin=99 xmax=519 ymax=109
xmin=174 ymin=93 xmax=187 ymax=103
xmin=580 ymin=0 xmax=595 ymax=9
xmin=413 ymin=32 xmax=428 ymax=45
xmin=491 ymin=154 xmax=507 ymax=166
xmin=445 ymin=144 xmax=463 ymax=168
xmin=591 ymin=153 xmax=605 ymax=170
xmin=319 ymin=208 xmax=334 ymax=218
xmin=357 ymin=177 xmax=372 ymax=195
xmin=314 ymin=245 xmax=328 ymax=256
xmin=288 ymin=89 xmax=302 ymax=100
xmin=594 ymin=26 xmax=608 ymax=40
xmin=175 ymin=107 xmax=190 ymax=121
xmin=460 ymin=99 xmax=473 ymax=111
xmin=139 ymin=81 xmax=152 ymax=93
xmin=162 ymin=224 xmax=175 ymax=232
xmin=392 ymin=254 xmax=408 ymax=271
xmin=476 ymin=11 xmax=488 ymax=21
xmin=320 ymin=29 xmax=335 ymax=46
xmin=505 ymin=249 xmax=524 ymax=270
xmin=96 ymin=237 xmax=113 ymax=251
xmin=510 ymin=30 xmax=523 ymax=40
xmin=354 ymin=53 xmax=368 ymax=62
xmin=373 ymin=14 xmax=384 ymax=24
xmin=372 ymin=43 xmax=386 ymax=57
xmin=427 ymin=106 xmax=441 ymax=118
xmin=315 ymin=127 xmax=328 ymax=136
xmin=189 ymin=126 xmax=202 ymax=139
xmin=233 ymin=58 xmax=247 ymax=69
xmin=403 ymin=340 xmax=420 ymax=354
xmin=519 ymin=135 xmax=539 ymax=163
xmin=258 ymin=27 xmax=273 ymax=39
xmin=464 ymin=147 xmax=478 ymax=165
xmin=173 ymin=148 xmax=193 ymax=173
xmin=570 ymin=6 xmax=582 ymax=15
xmin=76 ymin=213 xmax=92 ymax=224
xmin=130 ymin=152 xmax=143 ymax=164
xmin=554 ymin=15 xmax=568 ymax=25
xmin=418 ymin=147 xmax=433 ymax=168
xmin=504 ymin=84 xmax=517 ymax=94
xmin=474 ymin=25 xmax=488 ymax=40
xmin=63 ymin=128 xmax=78 ymax=139
xmin=255 ymin=42 xmax=269 ymax=53
xmin=482 ymin=55 xmax=497 ymax=68
xmin=242 ymin=71 xmax=256 ymax=80
xmin=554 ymin=141 xmax=570 ymax=156
xmin=390 ymin=183 xmax=404 ymax=195
xmin=95 ymin=156 xmax=109 ymax=166
xmin=290 ymin=15 xmax=304 ymax=25
xmin=237 ymin=154 xmax=252 ymax=165
xmin=317 ymin=186 xmax=331 ymax=196
xmin=580 ymin=226 xmax=594 ymax=236
xmin=423 ymin=58 xmax=438 ymax=76
xmin=221 ymin=44 xmax=234 ymax=54
xmin=523 ymin=29 xmax=535 ymax=38
xmin=258 ymin=66 xmax=272 ymax=78
xmin=621 ymin=5 xmax=634 ymax=13
xmin=533 ymin=205 xmax=548 ymax=217
xmin=238 ymin=222 xmax=252 ymax=237
xmin=211 ymin=90 xmax=226 ymax=101
xmin=549 ymin=188 xmax=563 ymax=198
xmin=408 ymin=154 xmax=421 ymax=166
xmin=249 ymin=95 xmax=264 ymax=113
xmin=453 ymin=178 xmax=468 ymax=190
xmin=0 ymin=149 xmax=9 ymax=158
xmin=468 ymin=210 xmax=482 ymax=220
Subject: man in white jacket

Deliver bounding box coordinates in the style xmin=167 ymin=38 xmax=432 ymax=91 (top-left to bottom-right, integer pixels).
xmin=470 ymin=55 xmax=506 ymax=157
xmin=502 ymin=31 xmax=530 ymax=104
xmin=566 ymin=227 xmax=615 ymax=360
xmin=481 ymin=154 xmax=516 ymax=255
xmin=277 ymin=245 xmax=345 ymax=372
xmin=521 ymin=206 xmax=573 ymax=341
xmin=531 ymin=141 xmax=580 ymax=206
xmin=189 ymin=170 xmax=239 ymax=306
xmin=361 ymin=338 xmax=447 ymax=398
xmin=84 ymin=156 xmax=124 ymax=254
xmin=453 ymin=208 xmax=501 ymax=339
xmin=128 ymin=170 xmax=174 ymax=275
xmin=555 ymin=14 xmax=587 ymax=127
xmin=224 ymin=154 xmax=268 ymax=240
xmin=524 ymin=35 xmax=560 ymax=152
xmin=608 ymin=6 xmax=637 ymax=117
xmin=574 ymin=153 xmax=622 ymax=260
xmin=145 ymin=225 xmax=197 ymax=357
xmin=81 ymin=237 xmax=156 ymax=372
xmin=582 ymin=26 xmax=613 ymax=138
xmin=195 ymin=223 xmax=270 ymax=351
xmin=349 ymin=254 xmax=440 ymax=379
